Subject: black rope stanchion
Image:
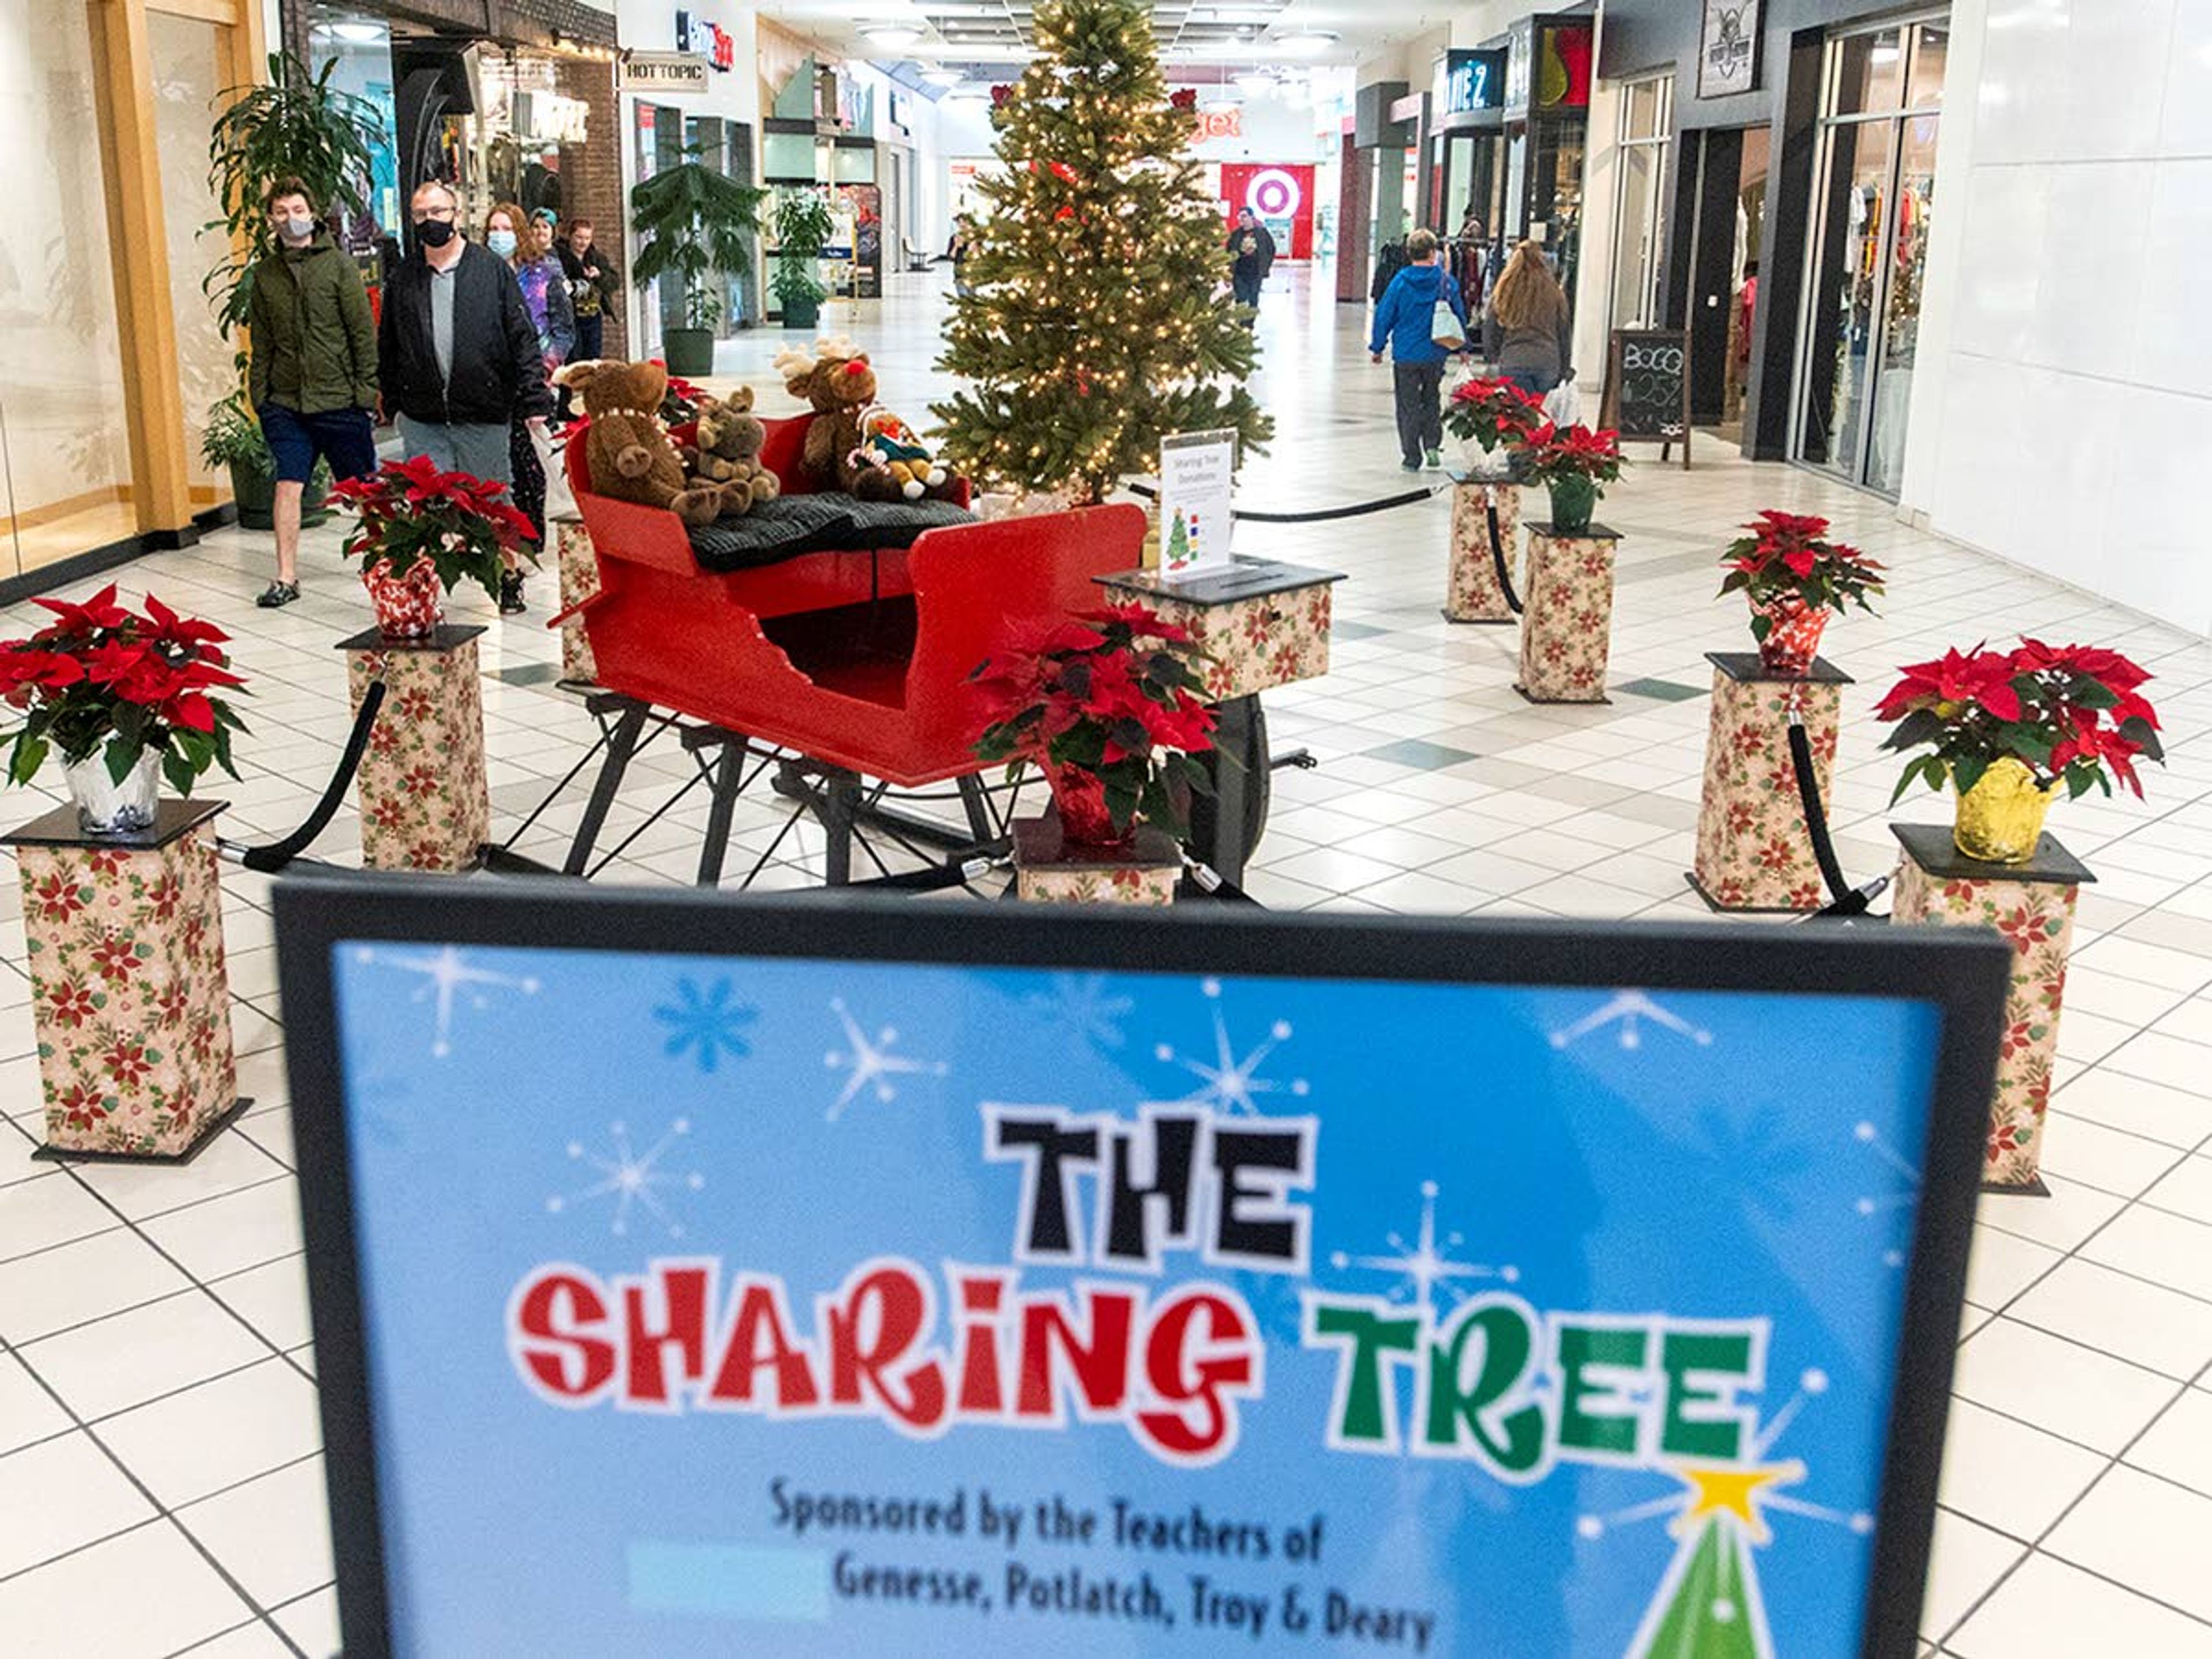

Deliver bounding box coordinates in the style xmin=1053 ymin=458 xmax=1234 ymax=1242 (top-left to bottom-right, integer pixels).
xmin=1787 ymin=719 xmax=1889 ymax=920
xmin=1486 ymin=501 xmax=1524 ymax=616
xmin=218 ymin=681 xmax=386 ymax=874
xmin=1122 ymin=480 xmax=1442 ymax=524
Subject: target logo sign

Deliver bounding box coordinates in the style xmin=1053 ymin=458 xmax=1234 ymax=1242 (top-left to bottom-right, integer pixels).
xmin=1245 ymin=168 xmax=1301 ymax=218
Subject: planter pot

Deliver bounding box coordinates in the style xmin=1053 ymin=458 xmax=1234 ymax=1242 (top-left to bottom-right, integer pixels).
xmin=661 ymin=327 xmax=716 ymax=378
xmin=1546 ymin=473 xmax=1599 ymax=533
xmin=362 ymin=558 xmax=445 ymax=640
xmin=781 ymin=295 xmax=822 ymax=332
xmin=1953 ymin=757 xmax=2056 ymax=864
xmin=1043 ymin=763 xmax=1134 ymax=853
xmin=1752 ymin=593 xmax=1832 ymax=676
xmin=63 ymin=749 xmax=160 ymax=837
xmin=225 ymin=460 xmax=328 ymax=531
xmin=229 ymin=459 xmax=276 ymax=531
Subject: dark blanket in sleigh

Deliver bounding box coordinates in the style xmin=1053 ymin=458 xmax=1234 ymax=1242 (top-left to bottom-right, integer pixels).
xmin=685 ymin=496 xmax=976 ymax=573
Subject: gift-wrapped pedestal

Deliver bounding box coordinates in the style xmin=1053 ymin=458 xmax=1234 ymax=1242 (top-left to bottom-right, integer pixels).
xmin=342 ymin=625 xmax=491 ymax=873
xmin=1689 ymin=653 xmax=1850 ymax=912
xmin=1013 ymin=817 xmax=1179 ymax=906
xmin=1891 ymin=824 xmax=2096 ymax=1195
xmin=554 ymin=519 xmax=599 ymax=684
xmin=1445 ymin=473 xmax=1521 ymax=623
xmin=4 ymin=801 xmax=243 ymax=1160
xmin=1095 ymin=556 xmax=1343 ymax=888
xmin=1515 ymin=522 xmax=1618 ymax=704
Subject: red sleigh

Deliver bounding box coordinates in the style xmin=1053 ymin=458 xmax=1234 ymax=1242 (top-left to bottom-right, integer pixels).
xmin=543 ymin=416 xmax=1144 ymax=885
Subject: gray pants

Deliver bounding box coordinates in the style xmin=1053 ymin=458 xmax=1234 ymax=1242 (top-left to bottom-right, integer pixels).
xmin=397 ymin=413 xmax=512 ymax=484
xmin=1392 ymin=361 xmax=1444 ymax=464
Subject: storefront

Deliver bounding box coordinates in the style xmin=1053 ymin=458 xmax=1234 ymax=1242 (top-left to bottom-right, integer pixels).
xmin=1590 ymin=0 xmax=1951 ymax=486
xmin=288 ymin=0 xmax=624 ymax=355
xmin=0 ymin=0 xmax=263 ymax=593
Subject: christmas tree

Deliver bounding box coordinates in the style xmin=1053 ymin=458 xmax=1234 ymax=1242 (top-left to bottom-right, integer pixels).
xmin=931 ymin=0 xmax=1270 ymax=503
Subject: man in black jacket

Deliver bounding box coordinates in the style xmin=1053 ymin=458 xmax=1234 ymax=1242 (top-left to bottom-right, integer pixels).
xmin=377 ymin=179 xmax=551 ymax=611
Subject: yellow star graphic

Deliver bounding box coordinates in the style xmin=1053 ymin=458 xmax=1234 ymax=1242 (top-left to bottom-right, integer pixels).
xmin=1668 ymin=1459 xmax=1805 ymax=1546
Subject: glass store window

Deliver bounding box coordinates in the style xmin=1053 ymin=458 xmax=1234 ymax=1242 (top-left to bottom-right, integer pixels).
xmin=1608 ymin=75 xmax=1672 ymax=332
xmin=1792 ymin=15 xmax=1948 ymax=497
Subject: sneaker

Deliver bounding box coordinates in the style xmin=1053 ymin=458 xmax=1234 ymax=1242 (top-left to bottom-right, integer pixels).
xmin=255 ymin=580 xmax=299 ymax=609
xmin=498 ymin=571 xmax=526 ymax=616
xmin=1400 ymin=459 xmax=1422 ymax=472
xmin=1424 ymin=448 xmax=1444 ymax=470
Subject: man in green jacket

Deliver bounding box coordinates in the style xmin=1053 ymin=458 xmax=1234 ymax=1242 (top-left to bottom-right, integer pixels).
xmin=246 ymin=176 xmax=379 ymax=608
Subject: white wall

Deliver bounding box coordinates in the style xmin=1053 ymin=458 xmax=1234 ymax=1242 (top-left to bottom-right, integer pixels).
xmin=1904 ymin=0 xmax=2212 ymax=634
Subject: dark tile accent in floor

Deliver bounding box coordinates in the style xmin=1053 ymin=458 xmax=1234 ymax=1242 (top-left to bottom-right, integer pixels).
xmin=1365 ymin=738 xmax=1483 ymax=770
xmin=1614 ymin=677 xmax=1709 ymax=703
xmin=494 ymin=662 xmax=566 ymax=686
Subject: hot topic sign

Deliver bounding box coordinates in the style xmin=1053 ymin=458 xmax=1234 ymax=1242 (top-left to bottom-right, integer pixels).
xmin=302 ymin=925 xmax=1963 ymax=1658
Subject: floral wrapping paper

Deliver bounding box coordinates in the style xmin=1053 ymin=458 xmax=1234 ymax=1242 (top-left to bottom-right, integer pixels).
xmin=1517 ymin=531 xmax=1617 ymax=703
xmin=349 ymin=638 xmax=491 ymax=873
xmin=556 ymin=520 xmax=600 ymax=684
xmin=1446 ymin=482 xmax=1520 ymax=622
xmin=1100 ymin=578 xmax=1333 ymax=704
xmin=1892 ymin=853 xmax=2080 ymax=1188
xmin=20 ymin=828 xmax=237 ymax=1156
xmin=1691 ymin=673 xmax=1843 ymax=911
xmin=1015 ymin=861 xmax=1180 ymax=906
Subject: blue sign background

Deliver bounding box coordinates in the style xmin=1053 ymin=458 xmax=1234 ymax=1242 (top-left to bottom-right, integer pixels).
xmin=328 ymin=943 xmax=1941 ymax=1658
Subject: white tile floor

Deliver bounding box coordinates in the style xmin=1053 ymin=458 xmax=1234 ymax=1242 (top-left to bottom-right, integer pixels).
xmin=3 ymin=268 xmax=2212 ymax=1654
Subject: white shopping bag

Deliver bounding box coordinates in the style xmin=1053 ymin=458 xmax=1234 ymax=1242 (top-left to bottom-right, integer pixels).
xmin=1542 ymin=380 xmax=1582 ymax=429
xmin=536 ymin=425 xmax=578 ymax=522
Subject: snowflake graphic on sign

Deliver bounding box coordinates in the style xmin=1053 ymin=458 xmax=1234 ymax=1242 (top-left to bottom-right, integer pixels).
xmin=1851 ymin=1119 xmax=1921 ymax=1270
xmin=1022 ymin=974 xmax=1134 ymax=1052
xmin=350 ymin=945 xmax=540 ymax=1058
xmin=1154 ymin=978 xmax=1309 ymax=1114
xmin=653 ymin=977 xmax=757 ymax=1073
xmin=1548 ymin=990 xmax=1713 ymax=1052
xmin=824 ymin=997 xmax=949 ymax=1122
xmin=546 ymin=1118 xmax=705 ymax=1238
xmin=1328 ymin=1180 xmax=1518 ymax=1323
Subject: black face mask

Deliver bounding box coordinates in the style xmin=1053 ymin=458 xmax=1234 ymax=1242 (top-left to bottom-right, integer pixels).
xmin=414 ymin=218 xmax=456 ymax=248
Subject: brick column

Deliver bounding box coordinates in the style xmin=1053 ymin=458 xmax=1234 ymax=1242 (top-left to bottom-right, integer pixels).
xmin=555 ymin=51 xmax=627 ymax=361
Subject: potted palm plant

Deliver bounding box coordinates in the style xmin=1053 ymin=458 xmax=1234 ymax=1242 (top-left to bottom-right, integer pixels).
xmin=631 ymin=151 xmax=765 ymax=377
xmin=771 ymin=188 xmax=835 ymax=333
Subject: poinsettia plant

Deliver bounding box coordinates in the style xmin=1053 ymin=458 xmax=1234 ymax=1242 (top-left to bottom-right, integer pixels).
xmin=325 ymin=456 xmax=537 ymax=606
xmin=0 ymin=586 xmax=248 ymax=792
xmin=1445 ymin=377 xmax=1547 ymax=451
xmin=1718 ymin=510 xmax=1886 ymax=638
xmin=971 ymin=604 xmax=1217 ymax=834
xmin=1513 ymin=421 xmax=1626 ymax=488
xmin=1877 ymin=639 xmax=2164 ymax=803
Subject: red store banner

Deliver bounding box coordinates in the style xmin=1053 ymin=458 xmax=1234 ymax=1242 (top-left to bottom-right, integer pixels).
xmin=1218 ymin=162 xmax=1316 ymax=260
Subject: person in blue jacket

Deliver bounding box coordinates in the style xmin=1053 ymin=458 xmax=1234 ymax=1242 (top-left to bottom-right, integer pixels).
xmin=1368 ymin=228 xmax=1469 ymax=472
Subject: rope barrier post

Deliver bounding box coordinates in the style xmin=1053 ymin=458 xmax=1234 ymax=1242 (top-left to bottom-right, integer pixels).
xmin=339 ymin=624 xmax=491 ymax=874
xmin=1442 ymin=468 xmax=1521 ymax=622
xmin=1687 ymin=652 xmax=1853 ymax=912
xmin=1514 ymin=520 xmax=1620 ymax=704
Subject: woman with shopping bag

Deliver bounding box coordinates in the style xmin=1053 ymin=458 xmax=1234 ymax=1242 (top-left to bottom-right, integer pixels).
xmin=1482 ymin=240 xmax=1574 ymax=403
xmin=1368 ymin=229 xmax=1471 ymax=472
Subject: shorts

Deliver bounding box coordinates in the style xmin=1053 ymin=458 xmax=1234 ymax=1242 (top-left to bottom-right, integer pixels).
xmin=257 ymin=402 xmax=378 ymax=485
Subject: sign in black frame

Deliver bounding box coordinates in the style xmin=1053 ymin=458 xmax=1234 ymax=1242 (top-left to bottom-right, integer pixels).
xmin=274 ymin=874 xmax=2008 ymax=1659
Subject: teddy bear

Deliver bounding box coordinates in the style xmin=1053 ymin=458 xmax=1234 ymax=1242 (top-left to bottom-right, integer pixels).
xmin=772 ymin=336 xmax=910 ymax=502
xmin=853 ymin=406 xmax=957 ymax=501
xmin=680 ymin=387 xmax=781 ymax=513
xmin=552 ymin=359 xmax=726 ymax=528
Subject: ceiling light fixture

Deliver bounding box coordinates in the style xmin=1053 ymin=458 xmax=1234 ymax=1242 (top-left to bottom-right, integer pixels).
xmin=919 ymin=66 xmax=964 ymax=85
xmin=1233 ymin=69 xmax=1275 ymax=96
xmin=1279 ymin=28 xmax=1339 ymax=54
xmin=863 ymin=24 xmax=925 ymax=48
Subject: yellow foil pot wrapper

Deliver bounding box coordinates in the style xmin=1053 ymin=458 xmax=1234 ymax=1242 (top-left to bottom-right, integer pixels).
xmin=1953 ymin=756 xmax=2056 ymax=863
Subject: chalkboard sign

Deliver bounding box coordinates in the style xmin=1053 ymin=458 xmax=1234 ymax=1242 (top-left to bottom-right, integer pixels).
xmin=1604 ymin=328 xmax=1693 ymax=470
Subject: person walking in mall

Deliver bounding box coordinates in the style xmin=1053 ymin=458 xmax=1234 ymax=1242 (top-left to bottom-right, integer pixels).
xmin=487 ymin=200 xmax=570 ymax=585
xmin=556 ymin=215 xmax=619 ymax=365
xmin=1226 ymin=207 xmax=1276 ymax=323
xmin=245 ymin=176 xmax=378 ymax=609
xmin=1368 ymin=228 xmax=1469 ymax=472
xmin=377 ymin=180 xmax=551 ymax=616
xmin=1482 ymin=238 xmax=1574 ymax=401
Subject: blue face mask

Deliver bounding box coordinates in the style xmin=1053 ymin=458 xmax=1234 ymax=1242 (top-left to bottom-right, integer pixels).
xmin=487 ymin=229 xmax=518 ymax=258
